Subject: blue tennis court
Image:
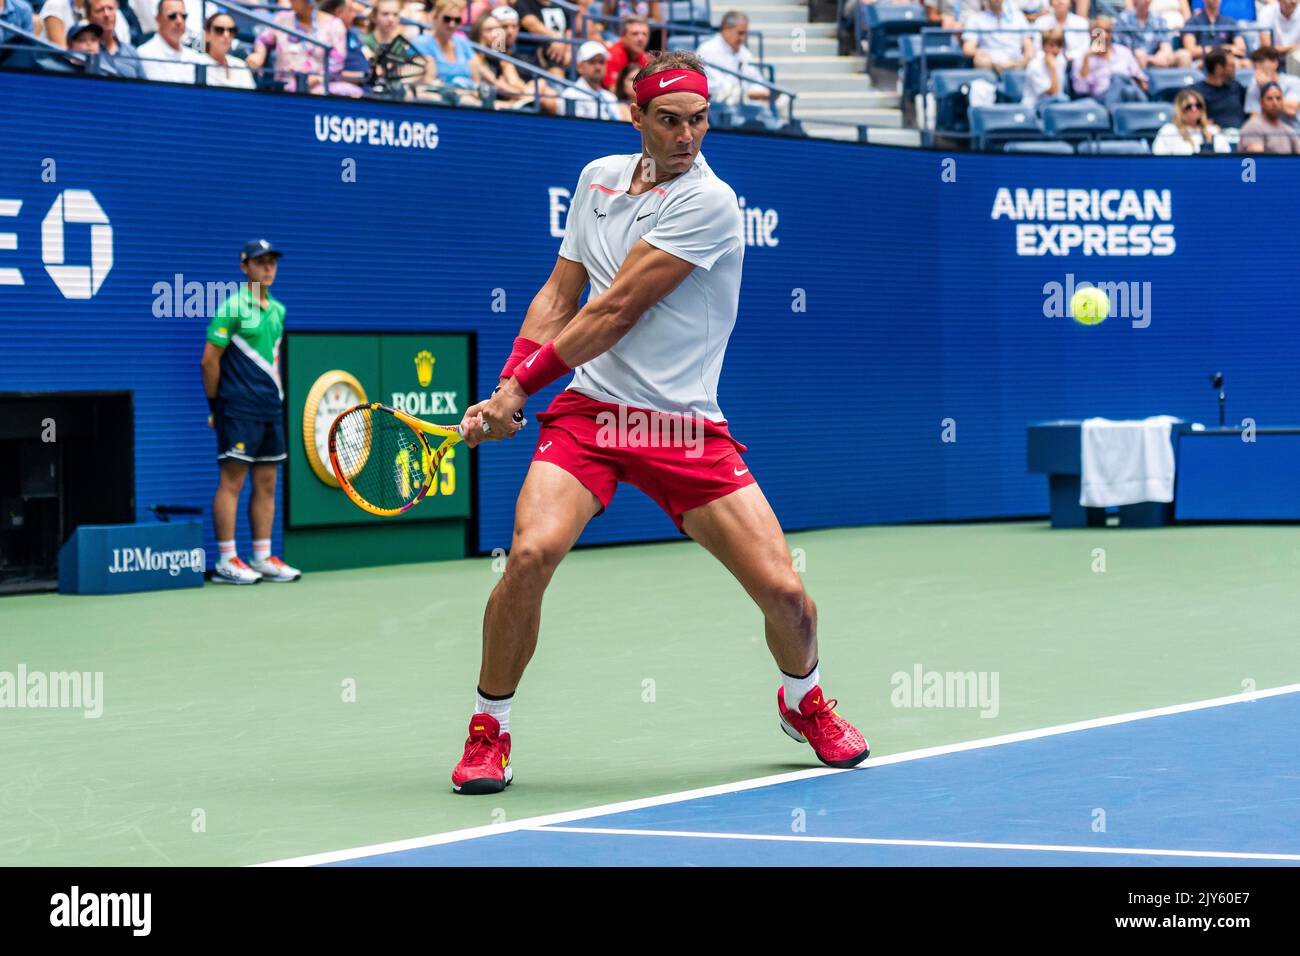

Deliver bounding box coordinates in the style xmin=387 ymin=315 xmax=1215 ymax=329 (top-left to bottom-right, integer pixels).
xmin=321 ymin=689 xmax=1300 ymax=867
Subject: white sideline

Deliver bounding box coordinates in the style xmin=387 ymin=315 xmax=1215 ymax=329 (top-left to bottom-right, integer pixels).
xmin=254 ymin=682 xmax=1300 ymax=866
xmin=533 ymin=826 xmax=1300 ymax=863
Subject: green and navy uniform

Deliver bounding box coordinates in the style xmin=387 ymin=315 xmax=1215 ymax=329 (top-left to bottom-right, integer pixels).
xmin=206 ymin=286 xmax=287 ymax=463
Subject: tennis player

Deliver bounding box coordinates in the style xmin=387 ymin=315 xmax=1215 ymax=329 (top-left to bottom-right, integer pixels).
xmin=450 ymin=51 xmax=868 ymax=794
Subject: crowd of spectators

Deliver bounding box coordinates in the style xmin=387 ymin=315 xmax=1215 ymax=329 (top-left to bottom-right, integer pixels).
xmin=0 ymin=0 xmax=783 ymax=124
xmin=927 ymin=0 xmax=1300 ymax=152
xmin=12 ymin=0 xmax=1293 ymax=150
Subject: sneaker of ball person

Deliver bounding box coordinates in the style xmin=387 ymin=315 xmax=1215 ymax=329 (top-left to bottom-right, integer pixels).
xmin=777 ymin=685 xmax=871 ymax=769
xmin=210 ymin=555 xmax=263 ymax=585
xmin=248 ymin=556 xmax=302 ymax=582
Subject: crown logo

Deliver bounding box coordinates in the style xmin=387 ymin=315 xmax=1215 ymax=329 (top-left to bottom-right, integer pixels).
xmin=414 ymin=350 xmax=435 ymax=387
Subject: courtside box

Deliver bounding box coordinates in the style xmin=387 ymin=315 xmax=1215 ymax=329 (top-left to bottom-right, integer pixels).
xmin=58 ymin=522 xmax=205 ymax=595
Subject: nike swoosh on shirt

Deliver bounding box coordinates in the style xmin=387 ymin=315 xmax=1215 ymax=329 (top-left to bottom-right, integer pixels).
xmin=734 ymin=467 xmax=749 ymax=476
xmin=658 ymin=75 xmax=687 ymax=88
xmin=636 ymin=211 xmax=655 ymax=221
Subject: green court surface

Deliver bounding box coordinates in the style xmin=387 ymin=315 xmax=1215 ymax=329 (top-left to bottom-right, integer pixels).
xmin=1 ymin=522 xmax=1297 ymax=866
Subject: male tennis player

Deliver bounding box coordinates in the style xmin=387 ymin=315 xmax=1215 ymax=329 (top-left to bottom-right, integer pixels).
xmin=450 ymin=51 xmax=868 ymax=794
xmin=201 ymin=239 xmax=302 ymax=585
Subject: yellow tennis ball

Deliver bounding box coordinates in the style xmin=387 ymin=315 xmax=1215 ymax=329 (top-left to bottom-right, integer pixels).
xmin=1071 ymin=287 xmax=1110 ymax=326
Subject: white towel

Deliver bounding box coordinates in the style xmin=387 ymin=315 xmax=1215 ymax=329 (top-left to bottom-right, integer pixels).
xmin=1080 ymin=416 xmax=1180 ymax=508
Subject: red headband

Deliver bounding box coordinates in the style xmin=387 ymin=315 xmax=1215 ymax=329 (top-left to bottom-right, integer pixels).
xmin=634 ymin=69 xmax=709 ymax=108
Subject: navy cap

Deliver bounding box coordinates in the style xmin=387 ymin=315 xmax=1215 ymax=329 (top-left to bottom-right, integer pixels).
xmin=240 ymin=239 xmax=282 ymax=262
xmin=67 ymin=22 xmax=104 ymax=42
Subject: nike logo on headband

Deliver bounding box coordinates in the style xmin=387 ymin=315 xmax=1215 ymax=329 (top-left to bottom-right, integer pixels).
xmin=658 ymin=75 xmax=687 ymax=88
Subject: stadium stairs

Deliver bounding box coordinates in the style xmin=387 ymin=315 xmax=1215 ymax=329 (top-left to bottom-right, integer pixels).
xmin=740 ymin=0 xmax=917 ymax=143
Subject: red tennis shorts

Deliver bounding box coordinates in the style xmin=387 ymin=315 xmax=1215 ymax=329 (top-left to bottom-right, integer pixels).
xmin=532 ymin=389 xmax=756 ymax=532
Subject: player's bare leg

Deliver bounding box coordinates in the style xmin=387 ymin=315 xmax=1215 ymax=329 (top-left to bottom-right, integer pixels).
xmin=480 ymin=460 xmax=602 ymax=695
xmin=453 ymin=460 xmax=601 ymax=794
xmin=682 ymin=484 xmax=817 ymax=672
xmin=683 ymin=484 xmax=870 ymax=768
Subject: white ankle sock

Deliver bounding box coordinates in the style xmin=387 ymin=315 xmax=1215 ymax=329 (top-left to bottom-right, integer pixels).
xmin=782 ymin=663 xmax=820 ymax=712
xmin=475 ymin=689 xmax=512 ymax=734
xmin=252 ymin=539 xmax=271 ymax=562
xmin=217 ymin=540 xmax=236 ymax=565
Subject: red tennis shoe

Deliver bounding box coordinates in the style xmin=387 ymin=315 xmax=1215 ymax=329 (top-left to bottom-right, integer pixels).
xmin=778 ymin=685 xmax=870 ymax=768
xmin=451 ymin=714 xmax=513 ymax=795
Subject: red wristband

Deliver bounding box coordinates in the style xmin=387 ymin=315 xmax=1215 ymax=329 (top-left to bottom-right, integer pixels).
xmin=512 ymin=341 xmax=572 ymax=396
xmin=499 ymin=335 xmax=543 ymax=381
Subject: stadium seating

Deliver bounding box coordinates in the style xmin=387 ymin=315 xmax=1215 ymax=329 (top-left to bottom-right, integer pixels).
xmin=1147 ymin=67 xmax=1203 ymax=102
xmin=1041 ymin=98 xmax=1110 ymax=143
xmin=228 ymin=6 xmax=264 ymax=44
xmin=0 ymin=0 xmax=1262 ymax=148
xmin=932 ymin=68 xmax=998 ymax=134
xmin=899 ymin=32 xmax=966 ymax=101
xmin=1003 ymin=140 xmax=1076 ymax=154
xmin=734 ymin=101 xmax=787 ymax=132
xmin=665 ymin=0 xmax=713 ymax=29
xmin=709 ymin=102 xmax=742 ymax=129
xmin=1113 ymin=102 xmax=1173 ymax=140
xmin=970 ymin=104 xmax=1043 ymax=150
xmin=862 ymin=4 xmax=927 ymax=70
xmin=997 ymin=69 xmax=1027 ymax=104
xmin=1076 ymin=139 xmax=1152 ymax=154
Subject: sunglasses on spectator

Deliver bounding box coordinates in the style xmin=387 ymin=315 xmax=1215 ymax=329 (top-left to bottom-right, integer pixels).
xmin=210 ymin=23 xmax=236 ymax=34
xmin=1183 ymin=102 xmax=1201 ymax=112
xmin=168 ymin=11 xmax=188 ymax=19
xmin=441 ymin=15 xmax=460 ymax=23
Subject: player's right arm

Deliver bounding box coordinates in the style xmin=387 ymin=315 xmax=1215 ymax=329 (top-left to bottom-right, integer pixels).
xmin=510 ymin=255 xmax=590 ymax=382
xmin=458 ymin=255 xmax=589 ymax=444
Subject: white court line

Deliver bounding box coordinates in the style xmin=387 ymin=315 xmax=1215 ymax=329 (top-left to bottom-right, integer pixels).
xmin=531 ymin=826 xmax=1300 ymax=863
xmin=254 ymin=681 xmax=1300 ymax=866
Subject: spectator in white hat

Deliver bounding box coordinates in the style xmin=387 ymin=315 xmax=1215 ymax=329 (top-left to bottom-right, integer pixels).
xmin=560 ymin=38 xmax=626 ymax=119
xmin=490 ymin=4 xmax=524 ymax=61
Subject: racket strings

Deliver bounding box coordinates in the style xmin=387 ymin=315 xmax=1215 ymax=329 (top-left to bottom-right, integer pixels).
xmin=333 ymin=408 xmax=430 ymax=511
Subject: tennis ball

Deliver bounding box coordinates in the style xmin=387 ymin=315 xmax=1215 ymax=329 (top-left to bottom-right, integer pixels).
xmin=1071 ymin=287 xmax=1110 ymax=326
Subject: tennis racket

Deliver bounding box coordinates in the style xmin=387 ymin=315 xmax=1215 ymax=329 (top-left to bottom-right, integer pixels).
xmin=328 ymin=402 xmax=524 ymax=517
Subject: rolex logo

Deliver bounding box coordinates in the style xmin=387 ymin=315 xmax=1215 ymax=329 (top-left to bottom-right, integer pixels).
xmin=414 ymin=350 xmax=436 ymax=387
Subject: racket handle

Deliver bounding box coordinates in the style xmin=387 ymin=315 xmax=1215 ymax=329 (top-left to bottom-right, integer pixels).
xmin=464 ymin=412 xmax=526 ymax=438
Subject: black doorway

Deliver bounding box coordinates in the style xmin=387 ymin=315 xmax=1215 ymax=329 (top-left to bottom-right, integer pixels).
xmin=0 ymin=391 xmax=135 ymax=594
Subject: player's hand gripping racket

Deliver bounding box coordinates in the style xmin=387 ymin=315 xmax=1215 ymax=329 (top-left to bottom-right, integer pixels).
xmin=328 ymin=402 xmax=524 ymax=517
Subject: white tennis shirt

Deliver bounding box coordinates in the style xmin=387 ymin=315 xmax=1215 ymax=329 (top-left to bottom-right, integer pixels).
xmin=557 ymin=151 xmax=744 ymax=421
